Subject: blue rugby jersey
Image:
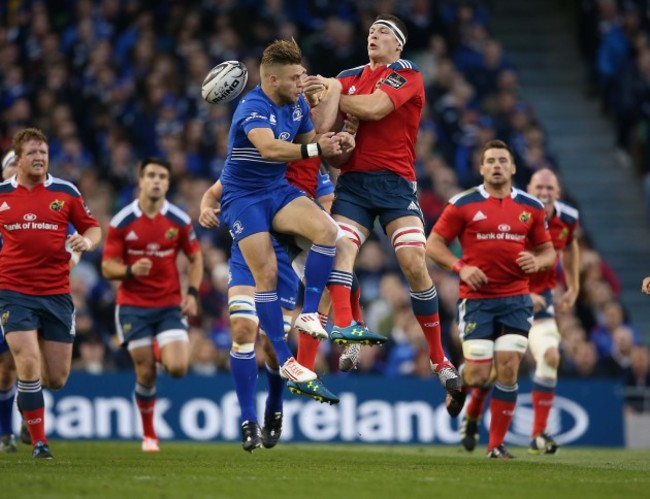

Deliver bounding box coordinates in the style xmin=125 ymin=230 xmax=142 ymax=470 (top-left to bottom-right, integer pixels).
xmin=220 ymin=86 xmax=313 ymax=199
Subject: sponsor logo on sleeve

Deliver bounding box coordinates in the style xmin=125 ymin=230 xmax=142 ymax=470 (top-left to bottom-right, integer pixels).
xmin=383 ymin=71 xmax=407 ymax=89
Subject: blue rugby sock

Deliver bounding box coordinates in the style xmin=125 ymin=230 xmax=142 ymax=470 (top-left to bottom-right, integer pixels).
xmin=230 ymin=350 xmax=259 ymax=423
xmin=255 ymin=291 xmax=293 ymax=364
xmin=302 ymin=244 xmax=335 ymax=313
xmin=264 ymin=363 xmax=284 ymax=414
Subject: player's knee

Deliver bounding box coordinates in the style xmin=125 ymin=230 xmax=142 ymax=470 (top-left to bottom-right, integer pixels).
xmin=544 ymin=347 xmax=560 ymax=369
xmin=334 ymin=237 xmax=357 ymax=266
xmin=134 ymin=363 xmax=157 ymax=385
xmin=337 ymin=222 xmax=366 ymax=250
xmin=317 ymin=218 xmax=338 ymax=244
xmin=0 ymin=364 xmax=16 ymax=389
xmin=229 ymin=316 xmax=258 ymax=344
xmin=43 ymin=371 xmax=69 ymax=391
xmin=166 ymin=362 xmax=189 ymax=378
xmin=397 ymin=250 xmax=428 ymax=285
xmin=463 ymin=367 xmax=491 ymax=387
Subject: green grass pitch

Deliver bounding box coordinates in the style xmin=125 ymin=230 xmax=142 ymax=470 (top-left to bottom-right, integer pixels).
xmin=1 ymin=442 xmax=649 ymax=499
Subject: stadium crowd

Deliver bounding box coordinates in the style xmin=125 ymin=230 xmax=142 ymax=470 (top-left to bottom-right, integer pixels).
xmin=0 ymin=0 xmax=648 ymax=408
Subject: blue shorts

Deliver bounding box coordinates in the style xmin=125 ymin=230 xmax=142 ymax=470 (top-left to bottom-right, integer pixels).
xmin=0 ymin=338 xmax=9 ymax=354
xmin=0 ymin=290 xmax=75 ymax=343
xmin=316 ymin=167 xmax=334 ymax=198
xmin=533 ymin=289 xmax=555 ymax=320
xmin=457 ymin=294 xmax=534 ymax=341
xmin=116 ymin=305 xmax=187 ymax=345
xmin=229 ymin=241 xmax=299 ymax=310
xmin=332 ymin=171 xmax=423 ymax=231
xmin=221 ymin=182 xmax=305 ymax=244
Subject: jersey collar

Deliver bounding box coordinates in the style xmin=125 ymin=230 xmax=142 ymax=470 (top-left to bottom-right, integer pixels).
xmin=478 ymin=184 xmax=517 ymax=199
xmin=132 ymin=198 xmax=169 ymax=217
xmin=11 ymin=173 xmax=53 ymax=189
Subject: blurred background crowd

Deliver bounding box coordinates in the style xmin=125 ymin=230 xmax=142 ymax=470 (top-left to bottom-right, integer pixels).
xmin=1 ymin=0 xmax=649 ymax=413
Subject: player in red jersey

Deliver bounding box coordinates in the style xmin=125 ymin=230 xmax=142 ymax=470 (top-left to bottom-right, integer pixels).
xmin=307 ymin=13 xmax=461 ymax=395
xmin=457 ymin=168 xmax=579 ymax=455
xmin=102 ymin=158 xmax=203 ymax=453
xmin=0 ymin=128 xmax=101 ymax=459
xmin=427 ymin=140 xmax=556 ymax=458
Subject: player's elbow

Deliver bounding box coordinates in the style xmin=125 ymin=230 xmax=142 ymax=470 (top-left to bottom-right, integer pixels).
xmin=101 ymin=261 xmax=117 ymax=280
xmin=257 ymin=144 xmax=281 ymax=161
xmin=364 ymin=105 xmax=391 ymax=121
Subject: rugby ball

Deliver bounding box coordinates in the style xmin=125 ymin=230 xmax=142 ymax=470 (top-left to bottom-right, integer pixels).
xmin=201 ymin=60 xmax=248 ymax=104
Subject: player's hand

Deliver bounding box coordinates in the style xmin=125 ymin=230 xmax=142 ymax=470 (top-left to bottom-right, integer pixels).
xmin=199 ymin=207 xmax=221 ymax=228
xmin=556 ymin=287 xmax=578 ymax=312
xmin=302 ymin=75 xmax=326 ymax=106
xmin=131 ymin=257 xmax=153 ymax=276
xmin=516 ymin=251 xmax=539 ymax=274
xmin=66 ymin=233 xmax=93 ymax=252
xmin=531 ymin=292 xmax=547 ymax=314
xmin=458 ymin=265 xmax=488 ymax=291
xmin=335 ymin=131 xmax=355 ymax=153
xmin=181 ymin=294 xmax=198 ymax=317
xmin=343 ymin=114 xmax=359 ymax=135
xmin=642 ymin=277 xmax=650 ymax=295
xmin=318 ymin=132 xmax=343 ymax=156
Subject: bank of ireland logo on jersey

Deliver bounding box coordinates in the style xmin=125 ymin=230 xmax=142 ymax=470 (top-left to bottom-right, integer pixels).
xmin=279 ymin=132 xmax=291 ymax=141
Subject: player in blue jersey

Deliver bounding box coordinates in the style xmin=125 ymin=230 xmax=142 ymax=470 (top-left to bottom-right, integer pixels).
xmin=218 ymin=40 xmax=356 ymax=390
xmin=200 ymin=180 xmax=339 ymax=452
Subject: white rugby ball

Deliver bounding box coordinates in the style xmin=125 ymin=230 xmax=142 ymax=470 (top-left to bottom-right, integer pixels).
xmin=201 ymin=60 xmax=248 ymax=104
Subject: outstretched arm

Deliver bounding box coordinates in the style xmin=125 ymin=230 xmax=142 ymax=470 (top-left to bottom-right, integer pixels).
xmin=199 ymin=180 xmax=222 ymax=229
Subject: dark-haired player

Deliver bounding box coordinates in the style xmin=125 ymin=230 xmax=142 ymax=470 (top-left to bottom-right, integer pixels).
xmin=427 ymin=140 xmax=555 ymax=458
xmin=102 ymin=158 xmax=203 ymax=453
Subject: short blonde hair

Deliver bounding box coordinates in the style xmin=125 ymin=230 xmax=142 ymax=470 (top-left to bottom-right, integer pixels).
xmin=260 ymin=39 xmax=302 ymax=77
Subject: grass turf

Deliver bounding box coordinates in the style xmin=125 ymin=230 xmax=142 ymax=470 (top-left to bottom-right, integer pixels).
xmin=1 ymin=442 xmax=649 ymax=498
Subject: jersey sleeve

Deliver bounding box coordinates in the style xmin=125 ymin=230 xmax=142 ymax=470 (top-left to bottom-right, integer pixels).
xmin=102 ymin=225 xmax=125 ymax=261
xmin=69 ymin=194 xmax=100 ymax=234
xmin=180 ymin=222 xmax=201 ymax=257
xmin=379 ymin=68 xmax=423 ymax=110
xmin=433 ymin=203 xmax=464 ymax=242
xmin=240 ymin=98 xmax=273 ymax=135
xmin=529 ymin=208 xmax=552 ymax=247
xmin=566 ymin=219 xmax=579 ymax=244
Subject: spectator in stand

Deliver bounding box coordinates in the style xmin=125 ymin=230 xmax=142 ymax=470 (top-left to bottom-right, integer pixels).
xmin=623 ymin=343 xmax=650 ymax=413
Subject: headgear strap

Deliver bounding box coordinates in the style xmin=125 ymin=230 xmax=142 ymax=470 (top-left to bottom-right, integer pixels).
xmin=1 ymin=151 xmax=15 ymax=171
xmin=372 ymin=20 xmax=406 ymax=48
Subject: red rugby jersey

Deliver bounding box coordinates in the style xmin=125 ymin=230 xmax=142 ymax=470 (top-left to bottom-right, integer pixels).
xmin=0 ymin=175 xmax=99 ymax=295
xmin=103 ymin=199 xmax=200 ymax=307
xmin=528 ymin=200 xmax=579 ymax=293
xmin=286 ymin=157 xmax=320 ymax=198
xmin=337 ymin=60 xmax=424 ymax=181
xmin=433 ymin=185 xmax=551 ymax=299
